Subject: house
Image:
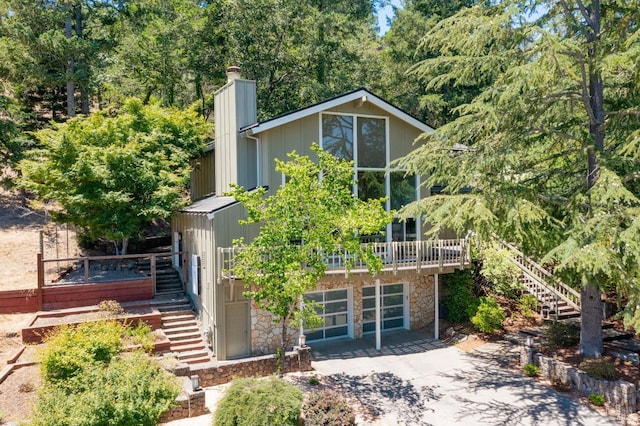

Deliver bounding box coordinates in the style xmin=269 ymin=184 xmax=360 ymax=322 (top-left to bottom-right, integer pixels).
xmin=171 ymin=66 xmax=471 ymax=360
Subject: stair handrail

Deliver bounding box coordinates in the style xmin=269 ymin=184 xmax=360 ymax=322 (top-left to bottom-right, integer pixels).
xmin=499 ymin=241 xmax=581 ymax=312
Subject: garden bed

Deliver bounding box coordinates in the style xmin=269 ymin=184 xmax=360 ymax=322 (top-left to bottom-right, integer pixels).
xmin=21 ymin=305 xmax=162 ymax=344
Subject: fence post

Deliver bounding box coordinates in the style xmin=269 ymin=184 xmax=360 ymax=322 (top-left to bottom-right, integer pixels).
xmin=438 ymin=240 xmax=444 ymax=271
xmin=37 ymin=253 xmax=44 ymax=311
xmin=151 ymin=255 xmax=157 ymax=296
xmin=84 ymin=258 xmax=89 ymax=284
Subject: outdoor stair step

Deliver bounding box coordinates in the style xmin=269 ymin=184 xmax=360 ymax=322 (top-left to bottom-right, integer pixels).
xmin=162 ymin=319 xmax=198 ymax=329
xmin=161 ymin=313 xmax=196 ymax=323
xmin=177 ymin=349 xmax=210 ymax=361
xmin=150 ymin=297 xmax=189 ymax=305
xmin=168 ymin=336 xmax=205 ymax=347
xmin=170 ymin=341 xmax=206 ymax=352
xmin=163 ymin=325 xmax=200 ymax=335
xmin=183 ymin=356 xmax=212 ymax=365
xmin=165 ymin=330 xmax=202 ymax=341
xmin=153 ymin=303 xmax=192 ymax=312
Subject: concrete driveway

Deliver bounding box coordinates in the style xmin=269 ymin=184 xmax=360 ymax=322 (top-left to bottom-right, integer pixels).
xmin=309 ymin=330 xmax=621 ymax=426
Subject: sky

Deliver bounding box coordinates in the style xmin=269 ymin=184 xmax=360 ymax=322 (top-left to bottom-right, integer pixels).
xmin=377 ymin=0 xmax=403 ymax=35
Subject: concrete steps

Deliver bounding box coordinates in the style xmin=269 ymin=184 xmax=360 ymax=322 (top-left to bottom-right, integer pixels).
xmin=152 ymin=296 xmax=211 ymax=365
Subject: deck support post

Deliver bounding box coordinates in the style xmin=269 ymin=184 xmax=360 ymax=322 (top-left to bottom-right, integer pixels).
xmin=375 ymin=278 xmax=381 ymax=351
xmin=434 ymin=273 xmax=439 ymax=340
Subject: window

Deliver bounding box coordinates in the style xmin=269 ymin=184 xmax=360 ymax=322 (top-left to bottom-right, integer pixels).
xmin=362 ymin=283 xmax=406 ymax=333
xmin=304 ymin=289 xmax=350 ymax=341
xmin=321 ymin=113 xmax=419 ymax=242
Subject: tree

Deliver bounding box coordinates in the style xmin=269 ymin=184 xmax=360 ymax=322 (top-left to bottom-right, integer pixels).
xmin=18 ymin=98 xmax=208 ymax=254
xmin=398 ymin=0 xmax=640 ymax=357
xmin=228 ymin=144 xmax=392 ymax=356
xmin=375 ymin=0 xmax=481 ymax=127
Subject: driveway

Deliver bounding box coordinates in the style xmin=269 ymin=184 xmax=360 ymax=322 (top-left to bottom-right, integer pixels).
xmin=309 ymin=330 xmax=621 ymax=426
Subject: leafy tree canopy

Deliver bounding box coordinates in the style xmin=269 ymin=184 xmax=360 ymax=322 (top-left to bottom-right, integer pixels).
xmin=228 ymin=144 xmax=393 ymax=352
xmin=398 ymin=0 xmax=640 ymax=356
xmin=18 ymin=98 xmax=209 ymax=254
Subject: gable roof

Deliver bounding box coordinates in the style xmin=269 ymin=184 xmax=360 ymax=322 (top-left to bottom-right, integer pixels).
xmin=241 ymin=88 xmax=434 ymax=136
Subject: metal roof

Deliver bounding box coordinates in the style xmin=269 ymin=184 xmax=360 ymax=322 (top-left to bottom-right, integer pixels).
xmin=180 ymin=195 xmax=237 ymax=215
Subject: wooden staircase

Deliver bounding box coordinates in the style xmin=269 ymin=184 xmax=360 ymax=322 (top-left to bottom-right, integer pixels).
xmin=150 ymin=296 xmax=211 ymax=365
xmin=499 ymin=241 xmax=581 ymax=320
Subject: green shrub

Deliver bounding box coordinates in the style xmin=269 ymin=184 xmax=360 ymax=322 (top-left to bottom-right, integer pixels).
xmin=125 ymin=321 xmax=155 ymax=353
xmin=588 ymin=393 xmax=606 ymax=406
xmin=544 ymin=321 xmax=580 ymax=349
xmin=479 ymin=244 xmax=523 ymax=297
xmin=213 ymin=377 xmax=303 ymax=426
xmin=303 ymin=389 xmax=355 ymax=426
xmin=442 ymin=270 xmax=479 ymax=323
xmin=524 ymin=363 xmax=540 ymax=377
xmin=579 ymin=358 xmax=621 ymax=381
xmin=31 ymin=351 xmax=179 ymax=426
xmin=308 ymin=375 xmax=320 ymax=386
xmin=518 ymin=295 xmax=538 ymax=318
xmin=471 ymin=297 xmax=505 ymax=333
xmin=40 ymin=321 xmax=124 ymax=384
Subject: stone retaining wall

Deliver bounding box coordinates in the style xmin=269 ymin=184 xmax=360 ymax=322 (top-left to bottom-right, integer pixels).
xmin=159 ymin=377 xmax=208 ymax=423
xmin=521 ymin=346 xmax=637 ymax=416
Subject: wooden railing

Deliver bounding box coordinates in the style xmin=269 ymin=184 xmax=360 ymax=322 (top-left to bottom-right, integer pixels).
xmin=217 ymin=238 xmax=471 ymax=283
xmin=499 ymin=241 xmax=581 ymax=312
xmin=38 ymin=251 xmax=183 ymax=296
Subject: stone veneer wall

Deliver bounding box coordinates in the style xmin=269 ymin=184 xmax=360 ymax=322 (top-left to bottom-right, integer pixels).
xmin=159 ymin=377 xmax=208 ymax=423
xmin=191 ymin=346 xmax=312 ymax=387
xmin=250 ymin=273 xmax=436 ymax=356
xmin=521 ymin=346 xmax=638 ymax=416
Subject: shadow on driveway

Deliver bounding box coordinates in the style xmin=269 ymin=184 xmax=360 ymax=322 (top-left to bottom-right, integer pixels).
xmin=310 ymin=331 xmax=621 ymax=426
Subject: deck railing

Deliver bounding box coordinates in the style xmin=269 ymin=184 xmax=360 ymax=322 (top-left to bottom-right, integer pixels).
xmin=498 ymin=241 xmax=581 ymax=312
xmin=217 ymin=238 xmax=471 ymax=283
xmin=38 ymin=251 xmax=182 ymax=296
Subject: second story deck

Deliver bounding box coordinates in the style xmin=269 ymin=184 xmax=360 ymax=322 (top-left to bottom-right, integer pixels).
xmin=216 ymin=238 xmax=472 ymax=283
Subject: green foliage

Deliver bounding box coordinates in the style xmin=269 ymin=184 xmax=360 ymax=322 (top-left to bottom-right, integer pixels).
xmin=18 ymin=99 xmax=208 ymax=254
xmin=524 ymin=363 xmax=539 ymax=377
xmin=544 ymin=321 xmax=580 ymax=349
xmin=32 ymin=352 xmax=179 ymax=426
xmin=229 ymin=144 xmax=392 ymax=350
xmin=40 ymin=321 xmax=124 ymax=384
xmin=579 ymin=358 xmax=621 ymax=381
xmin=479 ymin=243 xmax=523 ymax=297
xmin=518 ymin=295 xmax=539 ymax=319
xmin=441 ymin=269 xmax=479 ymax=323
xmin=213 ymin=377 xmax=303 ymax=426
xmin=308 ymin=375 xmax=320 ymax=386
xmin=588 ymin=393 xmax=606 ymax=407
xmin=34 ymin=320 xmax=178 ymax=426
xmin=303 ymin=389 xmax=356 ymax=426
xmin=125 ymin=322 xmax=155 ymax=353
xmin=471 ymin=296 xmax=505 ymax=333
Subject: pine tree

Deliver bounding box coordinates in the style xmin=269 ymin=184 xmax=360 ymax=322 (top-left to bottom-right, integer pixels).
xmin=398 ymin=0 xmax=640 ymax=357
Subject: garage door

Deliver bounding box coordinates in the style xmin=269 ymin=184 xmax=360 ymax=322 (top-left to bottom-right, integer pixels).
xmin=304 ymin=289 xmax=350 ymax=341
xmin=362 ymin=283 xmax=406 ymax=334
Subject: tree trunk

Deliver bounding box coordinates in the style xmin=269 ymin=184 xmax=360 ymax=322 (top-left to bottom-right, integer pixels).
xmin=579 ymin=0 xmax=605 ymax=358
xmin=65 ymin=10 xmax=75 ymax=118
xmin=75 ymin=4 xmax=89 ymax=115
xmin=579 ymin=282 xmax=603 ymax=356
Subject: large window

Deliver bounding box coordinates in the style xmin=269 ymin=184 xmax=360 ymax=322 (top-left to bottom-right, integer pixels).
xmin=362 ymin=283 xmax=406 ymax=333
xmin=321 ymin=113 xmax=418 ymax=242
xmin=304 ymin=289 xmax=350 ymax=341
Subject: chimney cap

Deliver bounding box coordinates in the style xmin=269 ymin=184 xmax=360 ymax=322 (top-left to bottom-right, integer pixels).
xmin=226 ymin=66 xmax=241 ymax=82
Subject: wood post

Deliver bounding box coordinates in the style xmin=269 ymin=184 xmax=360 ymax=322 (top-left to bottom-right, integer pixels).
xmin=37 ymin=253 xmax=44 ymax=311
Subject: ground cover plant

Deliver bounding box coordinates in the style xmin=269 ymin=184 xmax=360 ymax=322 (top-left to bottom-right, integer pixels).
xmin=213 ymin=376 xmax=303 ymax=426
xmin=303 ymin=389 xmax=355 ymax=426
xmin=471 ymin=296 xmax=504 ymax=333
xmin=31 ymin=320 xmax=179 ymax=426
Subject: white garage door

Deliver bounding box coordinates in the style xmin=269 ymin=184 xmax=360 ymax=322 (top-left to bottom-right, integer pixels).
xmin=362 ymin=283 xmax=406 ymax=334
xmin=304 ymin=288 xmax=351 ymax=341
